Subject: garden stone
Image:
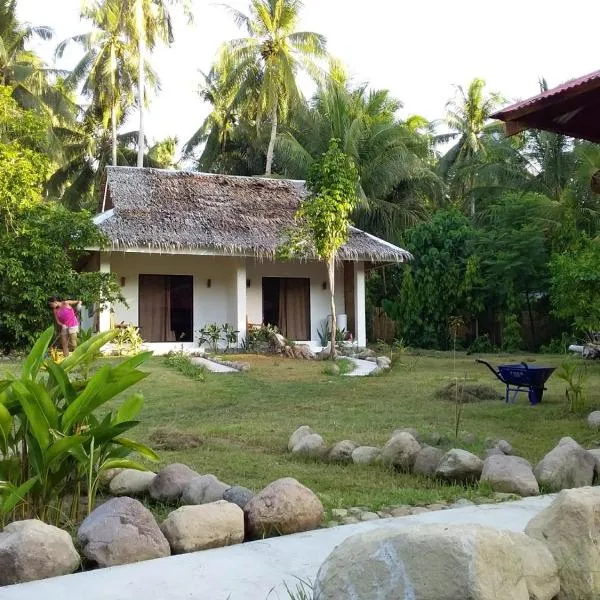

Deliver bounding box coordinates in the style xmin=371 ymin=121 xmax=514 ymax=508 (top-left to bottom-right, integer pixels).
xmin=182 ymin=474 xmax=229 ymax=505
xmin=534 ymin=436 xmax=595 ymax=492
xmin=588 ymin=411 xmax=600 ymax=430
xmin=426 ymin=431 xmax=443 ymax=446
xmin=427 ymin=503 xmax=447 ymax=511
xmin=481 ymin=455 xmax=539 ymax=497
xmin=390 ymin=506 xmax=411 ymax=517
xmin=222 ymin=486 xmax=254 ymax=509
xmin=526 ymin=486 xmax=600 ymax=600
xmin=331 ymin=508 xmax=348 ymax=519
xmin=291 ymin=433 xmax=327 ymax=458
xmin=341 ymin=516 xmax=360 ymax=525
xmin=497 ymin=439 xmax=513 ymax=455
xmin=484 ymin=437 xmax=499 ymax=449
xmin=381 ymin=432 xmax=421 ymax=471
xmin=109 ymin=469 xmax=156 ymax=497
xmin=376 ymin=356 xmax=392 ymax=369
xmin=99 ymin=468 xmax=124 ymax=488
xmin=160 ymin=501 xmax=244 ymax=554
xmin=365 ymin=356 xmax=377 ymax=363
xmin=357 ymin=348 xmax=375 ymax=359
xmin=413 ymin=445 xmax=445 ymax=476
xmin=462 ymin=432 xmax=476 ymax=445
xmin=0 ymin=520 xmax=80 ymax=585
xmin=485 ymin=447 xmax=504 ymax=458
xmin=313 ymin=524 xmax=531 ymax=600
xmin=410 ymin=507 xmax=430 ymax=515
xmin=77 ymin=497 xmax=170 ymax=567
xmin=351 ymin=446 xmax=381 ymax=465
xmin=436 ymin=449 xmax=484 ymax=483
xmin=149 ymin=463 xmax=200 ymax=503
xmin=507 ymin=531 xmax=560 ymax=600
xmin=452 ymin=498 xmax=475 ymax=508
xmin=288 ymin=425 xmax=313 ymax=451
xmin=359 ymin=511 xmax=380 ymax=521
xmin=328 ymin=440 xmax=358 ymax=463
xmin=392 ymin=427 xmax=422 ymax=443
xmin=244 ymin=477 xmax=324 ymax=539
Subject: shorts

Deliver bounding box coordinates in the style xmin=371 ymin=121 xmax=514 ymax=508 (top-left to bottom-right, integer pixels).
xmin=61 ymin=325 xmax=79 ymax=351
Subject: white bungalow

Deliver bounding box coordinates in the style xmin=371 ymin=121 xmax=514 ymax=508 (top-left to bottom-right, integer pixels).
xmin=85 ymin=166 xmax=411 ymax=353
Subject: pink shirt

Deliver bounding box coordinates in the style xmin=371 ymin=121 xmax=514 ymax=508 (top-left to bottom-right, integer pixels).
xmin=56 ymin=305 xmax=79 ymax=328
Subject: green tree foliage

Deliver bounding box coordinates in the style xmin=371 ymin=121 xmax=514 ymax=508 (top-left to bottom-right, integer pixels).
xmin=220 ymin=0 xmax=327 ymax=175
xmin=280 ymin=139 xmax=358 ymax=354
xmin=386 ymin=210 xmax=477 ymax=349
xmin=550 ymin=237 xmax=600 ymax=333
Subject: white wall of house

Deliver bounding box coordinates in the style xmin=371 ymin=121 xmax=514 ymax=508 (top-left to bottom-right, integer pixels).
xmin=103 ymin=251 xmax=355 ymax=349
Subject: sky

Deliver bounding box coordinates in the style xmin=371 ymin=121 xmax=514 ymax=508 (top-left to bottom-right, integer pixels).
xmin=16 ymin=0 xmax=600 ymax=155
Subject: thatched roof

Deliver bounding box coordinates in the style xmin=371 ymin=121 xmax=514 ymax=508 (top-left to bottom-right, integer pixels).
xmin=94 ymin=166 xmax=412 ymax=263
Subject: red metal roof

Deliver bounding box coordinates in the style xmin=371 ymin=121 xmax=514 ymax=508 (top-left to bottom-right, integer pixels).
xmin=491 ymin=70 xmax=600 ymax=142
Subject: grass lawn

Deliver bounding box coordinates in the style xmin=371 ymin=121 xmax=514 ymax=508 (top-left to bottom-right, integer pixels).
xmin=2 ymin=351 xmax=600 ymax=512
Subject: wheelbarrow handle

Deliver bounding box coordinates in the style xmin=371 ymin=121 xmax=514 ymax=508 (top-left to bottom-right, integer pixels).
xmin=475 ymin=359 xmax=506 ymax=383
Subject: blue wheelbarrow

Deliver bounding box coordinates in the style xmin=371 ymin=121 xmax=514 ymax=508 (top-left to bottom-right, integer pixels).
xmin=475 ymin=359 xmax=555 ymax=405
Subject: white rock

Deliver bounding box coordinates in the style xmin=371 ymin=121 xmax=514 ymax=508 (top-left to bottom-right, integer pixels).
xmin=291 ymin=433 xmax=327 ymax=458
xmin=0 ymin=520 xmax=80 ymax=585
xmin=526 ymin=486 xmax=600 ymax=600
xmin=588 ymin=411 xmax=600 ymax=430
xmin=351 ymin=446 xmax=381 ymax=465
xmin=380 ymin=432 xmax=421 ymax=471
xmin=481 ymin=455 xmax=539 ymax=497
xmin=328 ymin=440 xmax=358 ymax=463
xmin=497 ymin=439 xmax=513 ymax=455
xmin=288 ymin=425 xmax=313 ymax=451
xmin=161 ymin=501 xmax=244 ymax=554
xmin=314 ymin=524 xmax=530 ymax=600
xmin=109 ymin=470 xmax=156 ymax=496
xmin=436 ymin=448 xmax=484 ymax=483
xmin=534 ymin=436 xmax=595 ymax=492
xmin=181 ymin=474 xmax=230 ymax=505
xmin=376 ymin=356 xmax=392 ymax=369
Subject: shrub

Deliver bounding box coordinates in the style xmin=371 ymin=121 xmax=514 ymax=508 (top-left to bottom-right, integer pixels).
xmin=242 ymin=324 xmax=280 ymax=353
xmin=0 ymin=327 xmax=157 ymax=524
xmin=113 ymin=324 xmax=144 ymax=356
xmin=165 ymin=351 xmax=207 ymax=381
xmin=467 ymin=334 xmax=497 ymax=354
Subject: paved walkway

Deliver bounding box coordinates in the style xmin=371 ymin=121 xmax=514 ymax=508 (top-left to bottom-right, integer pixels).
xmin=190 ymin=356 xmax=238 ymax=373
xmin=345 ymin=357 xmax=378 ymax=376
xmin=2 ymin=495 xmax=555 ymax=600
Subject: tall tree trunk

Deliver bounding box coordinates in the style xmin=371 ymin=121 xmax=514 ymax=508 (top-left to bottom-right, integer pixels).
xmin=110 ymin=46 xmax=117 ymax=166
xmin=526 ymin=291 xmax=537 ymax=350
xmin=265 ymin=104 xmax=277 ymax=176
xmin=136 ymin=0 xmax=145 ymax=168
xmin=111 ymin=104 xmax=117 ymax=166
xmin=328 ymin=256 xmax=336 ymax=359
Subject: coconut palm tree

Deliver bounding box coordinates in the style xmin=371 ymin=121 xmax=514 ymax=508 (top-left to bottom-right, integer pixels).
xmin=276 ymin=72 xmax=440 ymax=239
xmin=56 ymin=0 xmax=140 ymax=166
xmin=0 ymin=0 xmax=73 ymax=120
xmin=220 ymin=0 xmax=327 ymax=175
xmin=440 ymin=78 xmax=502 ymax=215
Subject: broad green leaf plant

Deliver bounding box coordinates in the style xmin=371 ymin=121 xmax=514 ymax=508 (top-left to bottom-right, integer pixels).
xmin=0 ymin=326 xmax=157 ymax=525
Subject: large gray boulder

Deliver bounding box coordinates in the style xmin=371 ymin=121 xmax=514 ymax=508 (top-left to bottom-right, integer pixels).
xmin=436 ymin=449 xmax=484 ymax=483
xmin=587 ymin=449 xmax=600 ymax=478
xmin=392 ymin=427 xmax=423 ymax=443
xmin=314 ymin=524 xmax=536 ymax=600
xmin=0 ymin=520 xmax=80 ymax=585
xmin=149 ymin=463 xmax=200 ymax=503
xmin=526 ymin=486 xmax=600 ymax=600
xmin=161 ymin=501 xmax=244 ymax=554
xmin=506 ymin=531 xmax=560 ymax=600
xmin=328 ymin=440 xmax=358 ymax=463
xmin=480 ymin=455 xmax=539 ymax=497
xmin=534 ymin=437 xmax=595 ymax=492
xmin=291 ymin=433 xmax=327 ymax=458
xmin=497 ymin=439 xmax=513 ymax=455
xmin=288 ymin=425 xmax=313 ymax=451
xmin=588 ymin=411 xmax=600 ymax=430
xmin=351 ymin=446 xmax=381 ymax=465
xmin=222 ymin=486 xmax=254 ymax=509
xmin=413 ymin=445 xmax=445 ymax=477
xmin=244 ymin=477 xmax=324 ymax=539
xmin=381 ymin=432 xmax=421 ymax=471
xmin=77 ymin=497 xmax=170 ymax=567
xmin=109 ymin=469 xmax=156 ymax=497
xmin=181 ymin=474 xmax=229 ymax=505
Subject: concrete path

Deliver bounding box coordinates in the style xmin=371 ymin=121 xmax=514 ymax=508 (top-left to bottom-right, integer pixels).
xmin=190 ymin=356 xmax=238 ymax=373
xmin=2 ymin=495 xmax=555 ymax=600
xmin=345 ymin=357 xmax=378 ymax=376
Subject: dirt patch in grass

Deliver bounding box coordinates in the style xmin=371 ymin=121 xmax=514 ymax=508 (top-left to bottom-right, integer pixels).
xmin=435 ymin=382 xmax=501 ymax=403
xmin=148 ymin=426 xmax=203 ymax=450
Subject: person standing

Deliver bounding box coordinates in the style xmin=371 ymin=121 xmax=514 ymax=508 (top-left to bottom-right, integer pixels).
xmin=48 ymin=297 xmax=81 ymax=357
